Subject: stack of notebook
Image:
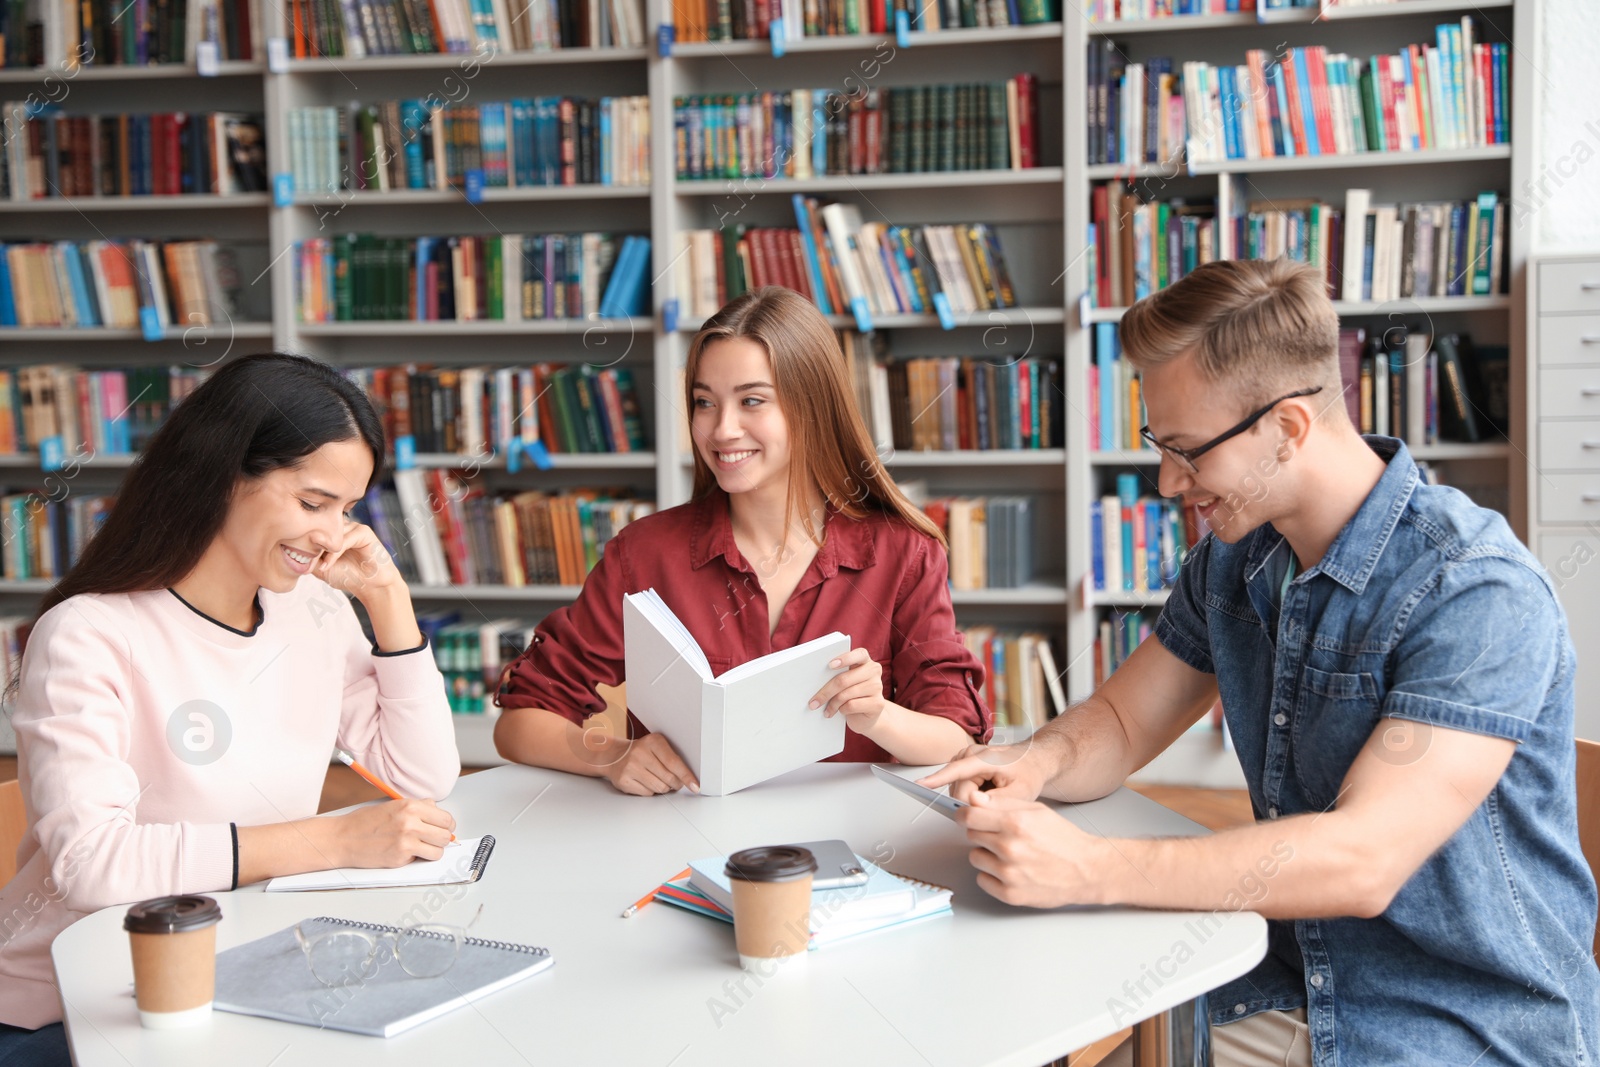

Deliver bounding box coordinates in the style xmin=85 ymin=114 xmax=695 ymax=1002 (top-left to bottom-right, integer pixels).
xmin=656 ymin=853 xmax=952 ymax=947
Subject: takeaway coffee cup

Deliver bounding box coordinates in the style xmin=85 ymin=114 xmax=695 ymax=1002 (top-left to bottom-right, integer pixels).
xmin=725 ymin=845 xmax=817 ymax=971
xmin=123 ymin=895 xmax=223 ymax=1029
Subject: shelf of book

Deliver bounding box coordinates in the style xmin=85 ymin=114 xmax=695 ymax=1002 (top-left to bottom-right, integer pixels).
xmin=884 ymin=449 xmax=1067 ymax=467
xmin=1092 ymin=589 xmax=1171 ymax=608
xmin=290 ymin=187 xmax=652 ymax=207
xmin=283 ymin=47 xmax=651 ymax=73
xmin=666 ymin=22 xmax=1063 ymax=57
xmin=677 ymin=449 xmax=1065 ymax=468
xmin=409 ymin=584 xmax=587 ymax=601
xmin=1083 ymin=296 xmax=1513 ymax=324
xmin=0 ymin=61 xmax=268 ymax=82
xmin=672 ymin=169 xmax=1065 ymax=195
xmin=411 ymin=452 xmax=658 ymax=469
xmin=1062 ymin=0 xmax=1531 ymax=705
xmin=293 ymin=319 xmax=653 ymax=337
xmin=950 ymin=583 xmax=1069 ymax=606
xmin=1083 ymin=146 xmax=1511 ymax=182
xmin=0 ymin=0 xmax=1532 ymax=732
xmin=0 ymin=324 xmax=274 ymax=341
xmin=0 ymin=580 xmax=52 ymax=594
xmin=1085 ymin=0 xmax=1512 ymax=35
xmin=675 ymin=308 xmax=1066 ymax=333
xmin=0 ymin=453 xmax=137 ymax=467
xmin=1090 ymin=450 xmax=1160 ymax=466
xmin=1411 ymin=442 xmax=1511 ymax=461
xmin=0 ymin=194 xmax=273 ymax=213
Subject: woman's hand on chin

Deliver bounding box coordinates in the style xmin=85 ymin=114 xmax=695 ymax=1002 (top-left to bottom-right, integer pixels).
xmin=313 ymin=521 xmax=404 ymax=602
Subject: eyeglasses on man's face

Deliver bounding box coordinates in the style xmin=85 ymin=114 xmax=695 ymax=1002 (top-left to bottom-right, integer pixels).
xmin=1139 ymin=387 xmax=1324 ymax=473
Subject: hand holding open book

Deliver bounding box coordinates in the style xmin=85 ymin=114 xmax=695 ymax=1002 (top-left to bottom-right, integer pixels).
xmin=623 ymin=589 xmax=850 ymax=795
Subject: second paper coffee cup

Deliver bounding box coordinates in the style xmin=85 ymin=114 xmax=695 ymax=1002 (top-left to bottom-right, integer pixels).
xmin=725 ymin=845 xmax=817 ymax=971
xmin=124 ymin=895 xmax=223 ymax=1029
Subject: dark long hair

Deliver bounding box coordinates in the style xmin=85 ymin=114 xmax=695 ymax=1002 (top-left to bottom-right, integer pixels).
xmin=36 ymin=352 xmax=385 ymax=618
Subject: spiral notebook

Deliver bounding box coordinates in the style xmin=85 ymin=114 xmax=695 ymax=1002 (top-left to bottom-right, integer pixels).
xmin=214 ymin=915 xmax=554 ymax=1037
xmin=264 ymin=836 xmax=496 ymax=892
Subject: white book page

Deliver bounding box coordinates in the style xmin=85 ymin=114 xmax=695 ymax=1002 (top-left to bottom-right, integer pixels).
xmin=265 ymin=837 xmax=488 ymax=892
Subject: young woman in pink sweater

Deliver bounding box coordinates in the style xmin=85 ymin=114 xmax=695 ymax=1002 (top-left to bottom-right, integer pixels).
xmin=0 ymin=353 xmax=460 ymax=1063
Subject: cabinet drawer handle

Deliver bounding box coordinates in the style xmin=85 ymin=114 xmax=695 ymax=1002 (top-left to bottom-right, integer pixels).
xmin=1585 ymin=388 xmax=1600 ymax=397
xmin=1584 ymin=282 xmax=1600 ymax=291
xmin=1584 ymin=442 xmax=1600 ymax=450
xmin=1586 ymin=494 xmax=1600 ymax=503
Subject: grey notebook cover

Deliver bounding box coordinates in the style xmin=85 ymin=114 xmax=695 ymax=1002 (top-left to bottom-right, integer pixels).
xmin=214 ymin=917 xmax=554 ymax=1037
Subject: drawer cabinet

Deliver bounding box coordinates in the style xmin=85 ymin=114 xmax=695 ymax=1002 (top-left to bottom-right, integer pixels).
xmin=1539 ymin=533 xmax=1600 ymax=742
xmin=1539 ymin=422 xmax=1600 ymax=470
xmin=1539 ymin=315 xmax=1600 ymax=366
xmin=1540 ymin=261 xmax=1600 ymax=315
xmin=1539 ymin=368 xmax=1600 ymax=418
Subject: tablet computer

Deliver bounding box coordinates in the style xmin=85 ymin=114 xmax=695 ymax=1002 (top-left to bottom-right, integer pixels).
xmin=871 ymin=764 xmax=967 ymax=820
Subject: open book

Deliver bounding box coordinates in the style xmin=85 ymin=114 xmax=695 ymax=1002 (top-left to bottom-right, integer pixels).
xmin=623 ymin=589 xmax=849 ymax=795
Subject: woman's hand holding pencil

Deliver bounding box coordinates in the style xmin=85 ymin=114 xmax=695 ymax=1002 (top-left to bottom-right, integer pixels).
xmin=331 ymin=749 xmax=458 ymax=866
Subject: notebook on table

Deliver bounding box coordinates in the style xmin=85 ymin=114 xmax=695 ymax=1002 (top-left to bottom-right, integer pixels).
xmin=264 ymin=836 xmax=495 ymax=892
xmin=214 ymin=915 xmax=553 ymax=1037
xmin=668 ymin=854 xmax=954 ymax=948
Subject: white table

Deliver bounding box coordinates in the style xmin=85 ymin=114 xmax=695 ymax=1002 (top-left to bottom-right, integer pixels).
xmin=54 ymin=763 xmax=1266 ymax=1067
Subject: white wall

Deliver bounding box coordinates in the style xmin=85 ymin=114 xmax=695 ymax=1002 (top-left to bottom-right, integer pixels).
xmin=1533 ymin=0 xmax=1600 ymax=251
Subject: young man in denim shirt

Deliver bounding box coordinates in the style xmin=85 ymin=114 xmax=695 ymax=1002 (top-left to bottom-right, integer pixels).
xmin=925 ymin=259 xmax=1600 ymax=1065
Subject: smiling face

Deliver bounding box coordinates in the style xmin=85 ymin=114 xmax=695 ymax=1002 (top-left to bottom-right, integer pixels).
xmin=215 ymin=438 xmax=375 ymax=594
xmin=690 ymin=337 xmax=795 ymax=503
xmin=1141 ymin=355 xmax=1292 ymax=544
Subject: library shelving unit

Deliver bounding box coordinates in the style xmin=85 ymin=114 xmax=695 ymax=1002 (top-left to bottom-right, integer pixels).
xmin=1061 ymin=0 xmax=1533 ymax=703
xmin=0 ymin=0 xmax=1536 ymax=759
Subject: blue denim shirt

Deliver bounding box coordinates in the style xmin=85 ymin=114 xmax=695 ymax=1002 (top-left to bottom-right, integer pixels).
xmin=1155 ymin=437 xmax=1600 ymax=1065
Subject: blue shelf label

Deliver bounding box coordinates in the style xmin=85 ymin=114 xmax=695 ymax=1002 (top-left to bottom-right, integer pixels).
xmin=1077 ymin=290 xmax=1093 ymax=325
xmin=895 ymin=9 xmax=910 ymax=48
xmin=505 ymin=438 xmax=522 ymax=473
xmin=272 ymin=172 xmax=294 ymax=207
xmin=526 ymin=440 xmax=554 ymax=471
xmin=932 ymin=292 xmax=956 ymax=331
xmin=139 ymin=306 xmax=163 ymax=342
xmin=394 ymin=435 xmax=416 ymax=470
xmin=464 ymin=168 xmax=485 ymax=203
xmin=196 ymin=40 xmax=219 ymax=76
xmin=663 ymin=298 xmax=679 ymax=334
xmin=850 ymin=296 xmax=874 ymax=334
xmin=657 ymin=23 xmax=674 ymax=57
xmin=770 ymin=18 xmax=785 ymax=56
xmin=39 ymin=436 xmax=64 ymax=472
xmin=266 ymin=36 xmax=289 ymax=73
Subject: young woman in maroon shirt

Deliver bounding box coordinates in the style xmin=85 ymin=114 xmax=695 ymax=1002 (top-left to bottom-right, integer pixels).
xmin=493 ymin=287 xmax=993 ymax=795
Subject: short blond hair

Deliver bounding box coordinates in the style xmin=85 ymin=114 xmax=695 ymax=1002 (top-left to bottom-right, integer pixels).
xmin=1119 ymin=259 xmax=1343 ymax=416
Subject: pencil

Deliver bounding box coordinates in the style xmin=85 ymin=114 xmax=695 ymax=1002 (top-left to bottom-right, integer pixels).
xmin=622 ymin=868 xmax=693 ymax=917
xmin=334 ymin=749 xmax=456 ymax=843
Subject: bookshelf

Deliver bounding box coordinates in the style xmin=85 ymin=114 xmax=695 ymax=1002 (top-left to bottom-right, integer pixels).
xmin=1062 ymin=0 xmax=1533 ymax=703
xmin=0 ymin=0 xmax=1535 ymax=758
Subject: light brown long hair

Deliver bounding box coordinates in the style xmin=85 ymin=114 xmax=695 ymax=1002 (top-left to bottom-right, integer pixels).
xmin=685 ymin=286 xmax=944 ymax=547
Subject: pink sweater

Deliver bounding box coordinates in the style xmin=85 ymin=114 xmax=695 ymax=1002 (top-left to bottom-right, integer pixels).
xmin=0 ymin=579 xmax=460 ymax=1028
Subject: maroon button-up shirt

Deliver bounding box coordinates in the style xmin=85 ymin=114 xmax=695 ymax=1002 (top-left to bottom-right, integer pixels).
xmin=498 ymin=490 xmax=993 ymax=761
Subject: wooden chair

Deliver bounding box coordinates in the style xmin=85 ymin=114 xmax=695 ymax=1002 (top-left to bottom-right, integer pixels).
xmin=0 ymin=777 xmax=25 ymax=885
xmin=1575 ymin=738 xmax=1600 ymax=960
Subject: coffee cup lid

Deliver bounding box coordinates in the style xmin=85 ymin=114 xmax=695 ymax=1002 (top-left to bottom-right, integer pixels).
xmin=725 ymin=845 xmax=818 ymax=883
xmin=123 ymin=896 xmax=222 ymax=934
